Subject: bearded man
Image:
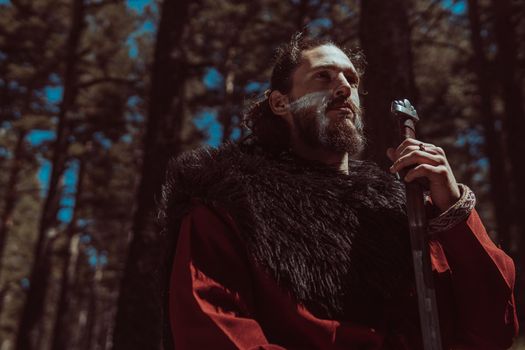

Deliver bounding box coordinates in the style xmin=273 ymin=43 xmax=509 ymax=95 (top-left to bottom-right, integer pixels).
xmin=160 ymin=35 xmax=518 ymax=349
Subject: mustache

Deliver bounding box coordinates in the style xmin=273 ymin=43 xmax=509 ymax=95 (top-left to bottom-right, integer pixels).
xmin=326 ymin=95 xmax=361 ymax=115
xmin=288 ymin=91 xmax=361 ymax=117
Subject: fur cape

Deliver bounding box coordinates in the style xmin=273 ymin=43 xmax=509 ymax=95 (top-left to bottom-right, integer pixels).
xmin=160 ymin=142 xmax=415 ymax=324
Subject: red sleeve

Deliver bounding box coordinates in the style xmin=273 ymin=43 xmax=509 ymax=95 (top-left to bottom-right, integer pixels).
xmin=430 ymin=209 xmax=519 ymax=349
xmin=169 ymin=203 xmax=287 ymax=350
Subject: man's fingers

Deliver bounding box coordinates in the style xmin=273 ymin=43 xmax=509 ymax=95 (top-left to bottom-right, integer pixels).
xmin=393 ymin=138 xmax=438 ymax=159
xmin=399 ymin=145 xmax=420 ymax=158
xmin=404 ymin=164 xmax=448 ymax=183
xmin=389 ymin=151 xmax=443 ymax=173
xmin=393 ymin=138 xmax=414 ymax=158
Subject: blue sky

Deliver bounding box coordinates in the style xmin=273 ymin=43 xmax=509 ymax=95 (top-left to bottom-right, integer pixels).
xmin=44 ymin=85 xmax=63 ymax=103
xmin=126 ymin=0 xmax=156 ymax=58
xmin=442 ymin=0 xmax=466 ymax=15
xmin=127 ymin=0 xmax=151 ymax=12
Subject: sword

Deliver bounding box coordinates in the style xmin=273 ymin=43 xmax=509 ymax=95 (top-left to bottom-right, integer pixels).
xmin=391 ymin=99 xmax=443 ymax=350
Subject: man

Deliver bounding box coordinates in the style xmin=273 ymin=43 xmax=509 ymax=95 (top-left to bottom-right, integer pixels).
xmin=160 ymin=35 xmax=518 ymax=349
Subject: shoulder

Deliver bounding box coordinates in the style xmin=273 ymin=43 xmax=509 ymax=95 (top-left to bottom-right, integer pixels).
xmin=161 ymin=143 xmax=245 ymax=213
xmin=177 ymin=202 xmax=248 ymax=263
xmin=185 ymin=201 xmax=238 ymax=233
xmin=162 ymin=142 xmax=261 ymax=197
xmin=166 ymin=142 xmax=257 ymax=176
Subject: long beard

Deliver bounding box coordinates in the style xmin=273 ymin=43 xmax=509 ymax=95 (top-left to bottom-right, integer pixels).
xmin=289 ymin=92 xmax=365 ymax=156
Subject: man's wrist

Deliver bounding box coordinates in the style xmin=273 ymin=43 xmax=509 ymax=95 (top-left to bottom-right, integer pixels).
xmin=428 ymin=184 xmax=476 ymax=234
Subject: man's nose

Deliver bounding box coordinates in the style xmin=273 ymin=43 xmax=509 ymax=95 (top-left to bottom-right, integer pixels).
xmin=333 ymin=74 xmax=351 ymax=98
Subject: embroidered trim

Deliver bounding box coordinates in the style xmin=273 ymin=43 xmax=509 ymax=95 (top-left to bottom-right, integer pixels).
xmin=428 ymin=184 xmax=476 ymax=234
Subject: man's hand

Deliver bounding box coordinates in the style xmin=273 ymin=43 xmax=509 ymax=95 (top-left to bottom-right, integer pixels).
xmin=386 ymin=138 xmax=461 ymax=213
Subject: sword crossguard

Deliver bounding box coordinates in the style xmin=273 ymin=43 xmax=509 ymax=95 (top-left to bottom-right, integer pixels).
xmin=391 ymin=99 xmax=419 ymax=121
xmin=391 ymin=99 xmax=419 ymax=141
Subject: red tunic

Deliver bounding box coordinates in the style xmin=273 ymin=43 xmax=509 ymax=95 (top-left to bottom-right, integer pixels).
xmin=169 ymin=203 xmax=518 ymax=349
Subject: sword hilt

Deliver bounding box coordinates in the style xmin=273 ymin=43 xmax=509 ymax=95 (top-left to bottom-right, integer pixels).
xmin=391 ymin=99 xmax=419 ymax=141
xmin=390 ymin=98 xmax=442 ymax=350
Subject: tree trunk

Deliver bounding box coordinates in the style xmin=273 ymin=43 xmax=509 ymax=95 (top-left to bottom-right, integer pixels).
xmin=296 ymin=0 xmax=310 ymax=31
xmin=359 ymin=0 xmax=417 ymax=168
xmin=112 ymin=0 xmax=191 ymax=349
xmin=86 ymin=266 xmax=101 ymax=350
xmin=219 ymin=54 xmax=237 ymax=143
xmin=467 ymin=0 xmax=513 ymax=250
xmin=15 ymin=0 xmax=85 ymax=348
xmin=490 ymin=0 xmax=525 ymax=327
xmin=70 ymin=238 xmax=86 ymax=350
xmin=0 ymin=129 xmax=27 ymax=284
xmin=219 ymin=88 xmax=235 ymax=142
xmin=217 ymin=3 xmax=259 ymax=143
xmin=49 ymin=156 xmax=86 ymax=350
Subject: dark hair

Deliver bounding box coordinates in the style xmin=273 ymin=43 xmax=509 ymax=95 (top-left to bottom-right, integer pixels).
xmin=243 ymin=32 xmax=366 ymax=152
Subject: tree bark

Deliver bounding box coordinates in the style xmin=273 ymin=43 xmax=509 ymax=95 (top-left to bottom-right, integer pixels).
xmin=490 ymin=0 xmax=525 ymax=327
xmin=49 ymin=156 xmax=86 ymax=350
xmin=359 ymin=0 xmax=417 ymax=168
xmin=85 ymin=266 xmax=100 ymax=350
xmin=467 ymin=0 xmax=513 ymax=251
xmin=15 ymin=0 xmax=86 ymax=348
xmin=219 ymin=67 xmax=236 ymax=143
xmin=295 ymin=0 xmax=310 ymax=31
xmin=112 ymin=0 xmax=191 ymax=349
xmin=70 ymin=239 xmax=86 ymax=350
xmin=0 ymin=129 xmax=27 ymax=284
xmin=217 ymin=3 xmax=259 ymax=143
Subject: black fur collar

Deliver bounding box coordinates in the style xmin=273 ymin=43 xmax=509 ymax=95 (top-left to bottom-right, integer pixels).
xmin=160 ymin=142 xmax=414 ymax=324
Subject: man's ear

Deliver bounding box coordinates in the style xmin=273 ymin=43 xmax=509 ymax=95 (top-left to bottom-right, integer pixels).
xmin=269 ymin=90 xmax=290 ymax=116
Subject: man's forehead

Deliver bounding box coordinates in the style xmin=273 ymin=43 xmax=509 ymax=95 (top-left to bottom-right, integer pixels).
xmin=300 ymin=44 xmax=355 ymax=71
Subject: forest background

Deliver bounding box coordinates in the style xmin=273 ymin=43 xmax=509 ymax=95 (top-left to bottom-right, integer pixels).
xmin=0 ymin=0 xmax=524 ymax=349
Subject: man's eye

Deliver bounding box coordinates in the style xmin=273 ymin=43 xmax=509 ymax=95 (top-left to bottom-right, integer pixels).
xmin=315 ymin=71 xmax=331 ymax=80
xmin=345 ymin=75 xmax=359 ymax=86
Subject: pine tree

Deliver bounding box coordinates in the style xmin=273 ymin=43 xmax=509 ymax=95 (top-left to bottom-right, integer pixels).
xmin=360 ymin=0 xmax=417 ymax=168
xmin=490 ymin=0 xmax=525 ymax=330
xmin=112 ymin=0 xmax=192 ymax=348
xmin=466 ymin=0 xmax=512 ymax=251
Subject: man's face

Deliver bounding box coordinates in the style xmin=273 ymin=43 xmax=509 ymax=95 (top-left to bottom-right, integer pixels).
xmin=287 ymin=44 xmax=364 ymax=155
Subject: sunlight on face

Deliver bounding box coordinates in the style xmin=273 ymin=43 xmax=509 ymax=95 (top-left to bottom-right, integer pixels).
xmin=289 ymin=91 xmax=332 ymax=143
xmin=286 ymin=45 xmax=364 ymax=155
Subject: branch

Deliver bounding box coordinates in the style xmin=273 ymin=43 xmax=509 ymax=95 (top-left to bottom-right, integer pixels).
xmin=412 ymin=38 xmax=471 ymax=56
xmin=85 ymin=0 xmax=124 ymax=11
xmin=76 ymin=77 xmax=139 ymax=89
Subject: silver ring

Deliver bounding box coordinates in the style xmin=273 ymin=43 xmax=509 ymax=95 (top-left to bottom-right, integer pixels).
xmin=419 ymin=143 xmax=426 ymax=152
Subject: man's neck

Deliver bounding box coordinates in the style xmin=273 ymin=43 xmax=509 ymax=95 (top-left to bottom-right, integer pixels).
xmin=291 ymin=142 xmax=349 ymax=175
